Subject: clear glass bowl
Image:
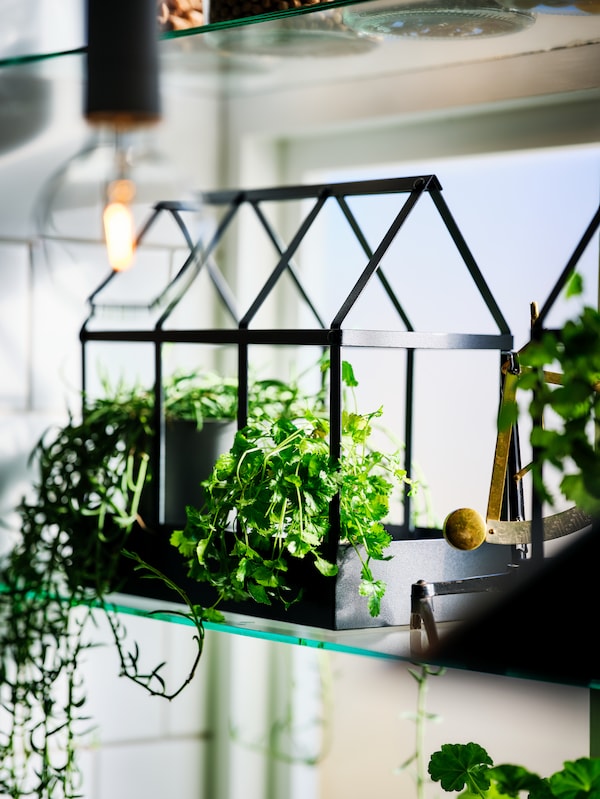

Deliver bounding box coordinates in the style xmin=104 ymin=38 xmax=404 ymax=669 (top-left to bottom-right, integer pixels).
xmin=342 ymin=0 xmax=536 ymax=38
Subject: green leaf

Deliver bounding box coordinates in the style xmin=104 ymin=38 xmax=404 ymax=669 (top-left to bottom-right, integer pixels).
xmin=362 ymin=523 xmax=392 ymax=559
xmin=458 ymin=787 xmax=507 ymax=799
xmin=202 ymin=607 xmax=225 ymax=623
xmin=489 ymin=763 xmax=544 ymax=797
xmin=358 ymin=577 xmax=386 ymax=617
xmin=252 ymin=564 xmax=282 ymax=587
xmin=235 ymin=557 xmax=249 ymax=583
xmin=342 ymin=360 xmax=359 ymax=387
xmin=196 ymin=538 xmax=212 ymax=565
xmin=170 ymin=528 xmax=190 ymax=551
xmin=548 ymin=758 xmax=600 ymax=799
xmin=530 ymin=780 xmax=560 ymax=799
xmin=565 ymin=272 xmax=584 ymax=298
xmin=428 ymin=743 xmax=493 ymax=794
xmin=247 ymin=582 xmax=271 ymax=605
xmin=285 ymin=532 xmax=312 ymax=557
xmin=284 ymin=473 xmax=302 ymax=488
xmin=314 ymin=555 xmax=338 ymax=577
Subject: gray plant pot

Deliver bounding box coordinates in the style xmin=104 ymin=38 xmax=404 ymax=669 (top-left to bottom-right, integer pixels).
xmin=163 ymin=418 xmax=236 ymax=528
xmin=334 ymin=538 xmax=512 ymax=629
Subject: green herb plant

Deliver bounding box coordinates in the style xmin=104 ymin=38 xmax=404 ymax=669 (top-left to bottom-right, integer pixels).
xmin=428 ymin=742 xmax=600 ymax=798
xmin=171 ymin=361 xmax=414 ymax=620
xmin=163 ymin=370 xmax=306 ymax=428
xmin=397 ymin=664 xmax=446 ymax=799
xmin=499 ymin=277 xmax=600 ymax=518
xmin=163 ymin=370 xmax=239 ymax=426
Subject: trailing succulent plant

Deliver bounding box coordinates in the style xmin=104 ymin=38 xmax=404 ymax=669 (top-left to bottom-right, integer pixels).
xmin=0 ymin=368 xmax=292 ymax=797
xmin=0 ymin=379 xmax=208 ymax=798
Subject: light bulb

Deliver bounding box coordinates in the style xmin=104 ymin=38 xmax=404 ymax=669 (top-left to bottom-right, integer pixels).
xmin=29 ymin=0 xmax=203 ymax=405
xmin=35 ymin=124 xmax=197 ymax=293
xmin=83 ymin=0 xmax=162 ymax=270
xmin=103 ymin=178 xmax=136 ymax=271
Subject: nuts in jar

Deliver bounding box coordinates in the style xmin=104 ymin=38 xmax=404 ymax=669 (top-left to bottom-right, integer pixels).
xmin=157 ymin=0 xmax=204 ymax=31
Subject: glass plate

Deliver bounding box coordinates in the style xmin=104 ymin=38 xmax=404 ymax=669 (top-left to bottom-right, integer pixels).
xmin=342 ymin=0 xmax=536 ymax=37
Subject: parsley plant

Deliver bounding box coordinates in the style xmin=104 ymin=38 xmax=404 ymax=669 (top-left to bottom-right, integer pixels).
xmin=171 ymin=363 xmax=412 ymax=619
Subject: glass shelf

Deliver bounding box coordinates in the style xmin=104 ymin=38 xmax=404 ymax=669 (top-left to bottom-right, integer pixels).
xmin=107 ymin=523 xmax=600 ymax=690
xmin=108 ymin=591 xmax=430 ymax=662
xmin=2 ymin=576 xmax=596 ymax=684
xmin=1 ymin=0 xmax=599 ymax=70
xmin=0 ymin=0 xmax=377 ymax=68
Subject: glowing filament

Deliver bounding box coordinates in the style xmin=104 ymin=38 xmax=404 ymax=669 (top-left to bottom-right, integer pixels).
xmin=103 ymin=179 xmax=135 ymax=271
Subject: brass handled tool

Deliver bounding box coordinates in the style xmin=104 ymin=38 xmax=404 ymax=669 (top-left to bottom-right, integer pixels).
xmin=444 ymin=345 xmax=593 ymax=550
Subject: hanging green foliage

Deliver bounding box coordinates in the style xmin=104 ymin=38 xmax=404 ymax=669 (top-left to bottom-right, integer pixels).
xmin=516 ymin=291 xmax=600 ymax=517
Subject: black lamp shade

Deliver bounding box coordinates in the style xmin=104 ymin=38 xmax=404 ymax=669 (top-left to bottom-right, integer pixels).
xmin=85 ymin=0 xmax=161 ymax=125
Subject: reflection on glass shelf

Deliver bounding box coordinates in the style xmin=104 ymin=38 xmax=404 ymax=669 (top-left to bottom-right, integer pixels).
xmin=208 ymin=0 xmax=337 ymax=23
xmin=0 ymin=67 xmax=51 ymax=154
xmin=109 ymin=591 xmax=443 ymax=661
xmin=204 ymin=9 xmax=381 ymax=57
xmin=342 ymin=0 xmax=536 ymax=37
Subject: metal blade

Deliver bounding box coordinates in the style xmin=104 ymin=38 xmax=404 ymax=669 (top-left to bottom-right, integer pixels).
xmin=485 ymin=506 xmax=592 ymax=545
xmin=486 ymin=370 xmax=518 ymax=523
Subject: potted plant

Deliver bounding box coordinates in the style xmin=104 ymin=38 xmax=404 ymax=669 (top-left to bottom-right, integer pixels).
xmin=511 ymin=284 xmax=600 ymax=518
xmin=170 ymin=359 xmax=414 ymax=624
xmin=428 ymin=742 xmax=600 ymax=798
xmin=398 ymin=666 xmax=600 ymax=799
xmin=0 ymin=374 xmax=215 ymax=798
xmin=160 ymin=370 xmax=311 ymax=526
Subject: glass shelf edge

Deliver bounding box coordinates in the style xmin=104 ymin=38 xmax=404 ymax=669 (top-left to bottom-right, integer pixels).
xmin=161 ymin=0 xmax=373 ymax=39
xmin=3 ymin=585 xmax=595 ymax=681
xmin=0 ymin=0 xmax=373 ymax=70
xmin=0 ymin=46 xmax=85 ymax=69
xmin=104 ymin=591 xmax=420 ymax=662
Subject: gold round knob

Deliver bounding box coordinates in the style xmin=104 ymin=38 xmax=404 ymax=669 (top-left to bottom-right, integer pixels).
xmin=443 ymin=508 xmax=487 ymax=551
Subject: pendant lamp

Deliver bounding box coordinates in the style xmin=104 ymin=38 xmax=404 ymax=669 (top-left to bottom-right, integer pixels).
xmin=33 ymin=0 xmax=201 ymax=403
xmin=36 ymin=0 xmax=188 ymax=278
